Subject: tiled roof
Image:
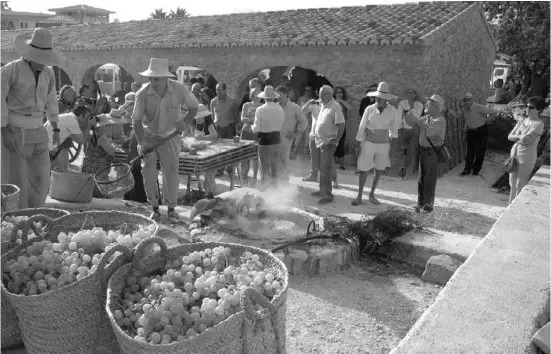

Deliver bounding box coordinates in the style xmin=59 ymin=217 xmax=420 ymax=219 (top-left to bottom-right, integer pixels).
xmin=38 ymin=15 xmax=79 ymax=24
xmin=47 ymin=4 xmax=115 ymax=15
xmin=2 ymin=2 xmax=480 ymax=52
xmin=1 ymin=10 xmax=50 ymax=18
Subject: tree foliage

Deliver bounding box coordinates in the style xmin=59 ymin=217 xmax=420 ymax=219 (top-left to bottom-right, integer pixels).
xmin=1 ymin=1 xmax=11 ymax=10
xmin=149 ymin=8 xmax=168 ymax=20
xmin=169 ymin=7 xmax=190 ymax=19
xmin=483 ymin=2 xmax=550 ymax=98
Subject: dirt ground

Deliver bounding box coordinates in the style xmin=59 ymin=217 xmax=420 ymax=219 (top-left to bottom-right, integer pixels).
xmin=4 ymin=150 xmax=508 ymax=354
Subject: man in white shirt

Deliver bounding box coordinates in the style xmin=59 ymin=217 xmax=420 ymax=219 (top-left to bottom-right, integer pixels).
xmin=251 ymin=86 xmax=285 ymax=187
xmin=1 ymin=28 xmax=61 ymax=208
xmin=353 ymin=82 xmax=399 ymax=206
xmin=276 ymin=85 xmax=308 ymax=180
xmin=310 ymin=85 xmax=345 ymax=205
xmin=301 ymin=100 xmax=322 ymax=182
xmin=397 ymin=87 xmax=424 ymax=179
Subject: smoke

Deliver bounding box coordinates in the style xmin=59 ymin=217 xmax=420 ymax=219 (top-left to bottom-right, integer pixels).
xmin=259 ymin=183 xmax=300 ymax=208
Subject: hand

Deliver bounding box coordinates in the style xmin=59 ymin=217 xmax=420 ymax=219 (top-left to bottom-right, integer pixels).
xmin=1 ymin=127 xmax=20 ymax=152
xmin=137 ymin=138 xmax=153 ymax=155
xmin=52 ymin=131 xmax=61 ymax=146
xmin=355 ymin=143 xmax=362 ymax=157
xmin=307 ymin=99 xmax=317 ymax=106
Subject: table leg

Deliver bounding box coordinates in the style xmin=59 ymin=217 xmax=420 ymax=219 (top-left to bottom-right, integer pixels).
xmin=186 ymin=174 xmax=192 ymax=194
xmin=196 ymin=173 xmax=203 ymax=192
xmin=236 ymin=164 xmax=244 ymax=188
xmin=229 ymin=164 xmax=235 ymax=190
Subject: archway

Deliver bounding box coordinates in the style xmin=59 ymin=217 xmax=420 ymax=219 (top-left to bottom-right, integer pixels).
xmin=52 ymin=66 xmax=72 ymax=93
xmin=236 ymin=66 xmax=333 ymax=105
xmin=81 ymin=63 xmax=135 ymax=100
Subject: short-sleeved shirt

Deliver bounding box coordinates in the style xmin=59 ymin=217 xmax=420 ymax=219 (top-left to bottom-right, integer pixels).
xmin=45 ymin=113 xmax=82 ymax=150
xmin=397 ymin=100 xmax=424 ymax=129
xmin=312 ymin=99 xmax=345 ymax=148
xmin=132 ymin=80 xmax=198 ymax=137
xmin=418 ymin=114 xmax=446 ymax=147
xmin=210 ymin=95 xmax=239 ymax=127
xmin=356 ymin=103 xmax=400 ymax=143
xmin=280 ymin=101 xmax=308 ymax=135
xmin=461 ymin=102 xmax=498 ymax=130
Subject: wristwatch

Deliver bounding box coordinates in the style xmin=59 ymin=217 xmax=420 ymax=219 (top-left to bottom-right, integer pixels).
xmin=53 ymin=129 xmax=61 ymax=133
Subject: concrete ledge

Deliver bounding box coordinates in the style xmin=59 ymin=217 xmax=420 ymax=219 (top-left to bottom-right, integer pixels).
xmin=391 ymin=165 xmax=551 ymax=354
xmin=389 ymin=228 xmax=481 ymax=267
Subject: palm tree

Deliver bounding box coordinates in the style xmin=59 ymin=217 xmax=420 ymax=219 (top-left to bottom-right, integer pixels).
xmin=1 ymin=1 xmax=11 ymax=11
xmin=149 ymin=8 xmax=167 ymax=20
xmin=169 ymin=7 xmax=190 ymax=19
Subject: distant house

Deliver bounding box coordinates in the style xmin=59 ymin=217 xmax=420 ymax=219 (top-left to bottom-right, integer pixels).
xmin=37 ymin=15 xmax=79 ymax=28
xmin=1 ymin=10 xmax=49 ymax=30
xmin=47 ymin=4 xmax=114 ymax=25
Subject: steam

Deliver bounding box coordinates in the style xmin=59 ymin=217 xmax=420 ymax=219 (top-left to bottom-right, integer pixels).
xmin=259 ymin=183 xmax=300 ymax=208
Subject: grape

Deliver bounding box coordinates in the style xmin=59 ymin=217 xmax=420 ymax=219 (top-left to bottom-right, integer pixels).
xmin=108 ymin=246 xmax=283 ymax=345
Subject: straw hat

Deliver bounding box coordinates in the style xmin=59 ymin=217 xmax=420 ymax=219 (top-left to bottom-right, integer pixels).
xmin=139 ymin=58 xmax=176 ymax=78
xmin=257 ymin=85 xmax=280 ymax=100
xmin=367 ymin=82 xmax=396 ymax=101
xmin=14 ymin=28 xmax=61 ymax=66
xmin=96 ymin=108 xmax=131 ymax=127
xmin=194 ymin=104 xmax=212 ymax=119
xmin=427 ymin=94 xmax=445 ymax=109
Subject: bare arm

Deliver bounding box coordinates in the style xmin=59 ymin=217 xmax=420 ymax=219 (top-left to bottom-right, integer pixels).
xmin=45 ymin=67 xmax=59 ymax=129
xmin=508 ymin=121 xmax=522 ymax=142
xmin=241 ymin=104 xmax=253 ymax=124
xmin=1 ymin=63 xmax=14 ymax=128
xmin=518 ymin=121 xmax=544 ymax=145
xmin=295 ymin=106 xmax=308 ymax=136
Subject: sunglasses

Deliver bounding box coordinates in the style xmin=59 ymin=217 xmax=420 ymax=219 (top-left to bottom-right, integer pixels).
xmin=407 ymin=91 xmax=415 ymax=94
xmin=527 ymin=106 xmax=536 ymax=110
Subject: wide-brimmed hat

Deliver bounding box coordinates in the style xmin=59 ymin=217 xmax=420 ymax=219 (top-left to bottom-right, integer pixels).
xmin=257 ymin=85 xmax=280 ymax=100
xmin=427 ymin=94 xmax=445 ymax=108
xmin=96 ymin=108 xmax=131 ymax=127
xmin=367 ymin=82 xmax=396 ymax=101
xmin=194 ymin=104 xmax=212 ymax=119
xmin=139 ymin=58 xmax=176 ymax=78
xmin=14 ymin=28 xmax=61 ymax=66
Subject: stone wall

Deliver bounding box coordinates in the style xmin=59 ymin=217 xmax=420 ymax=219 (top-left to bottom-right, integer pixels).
xmin=420 ymin=4 xmax=497 ymax=174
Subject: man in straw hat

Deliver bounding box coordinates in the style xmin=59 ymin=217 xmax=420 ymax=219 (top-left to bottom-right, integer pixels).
xmin=404 ymin=94 xmax=447 ymax=213
xmin=132 ymin=58 xmax=199 ymax=222
xmin=397 ymin=86 xmax=424 ymax=180
xmin=251 ymin=85 xmax=285 ymax=187
xmin=447 ymin=92 xmax=498 ymax=176
xmin=352 ymin=82 xmax=399 ymax=206
xmin=310 ymin=85 xmax=346 ymax=205
xmin=1 ymin=28 xmax=62 ymax=208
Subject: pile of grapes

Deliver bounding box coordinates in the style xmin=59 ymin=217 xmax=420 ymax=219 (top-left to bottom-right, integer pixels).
xmin=1 ymin=216 xmax=44 ymax=245
xmin=112 ymin=247 xmax=283 ymax=345
xmin=2 ymin=225 xmax=155 ymax=296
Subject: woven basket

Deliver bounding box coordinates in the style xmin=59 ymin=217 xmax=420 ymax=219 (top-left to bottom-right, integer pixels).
xmin=1 ymin=184 xmax=20 ymax=212
xmin=1 ymin=240 xmax=133 ymax=354
xmin=94 ymin=163 xmax=134 ymax=199
xmin=49 ymin=170 xmax=95 ymax=203
xmin=106 ymin=237 xmax=288 ymax=354
xmin=1 ymin=214 xmax=57 ymax=350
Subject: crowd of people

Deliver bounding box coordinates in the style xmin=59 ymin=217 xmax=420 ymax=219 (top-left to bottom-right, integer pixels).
xmin=2 ymin=28 xmax=548 ymax=219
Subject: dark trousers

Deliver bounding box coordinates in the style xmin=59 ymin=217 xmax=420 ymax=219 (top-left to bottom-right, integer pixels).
xmin=464 ymin=125 xmax=488 ymax=173
xmin=418 ymin=147 xmax=439 ymax=208
xmin=319 ymin=143 xmax=337 ymax=199
xmin=258 ymin=143 xmax=281 ymax=184
xmin=124 ymin=132 xmax=160 ymax=204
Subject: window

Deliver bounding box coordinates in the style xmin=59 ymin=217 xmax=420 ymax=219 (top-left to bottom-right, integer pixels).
xmin=20 ymin=22 xmax=24 ymax=28
xmin=494 ymin=68 xmax=505 ymax=76
xmin=24 ymin=23 xmax=28 ymax=28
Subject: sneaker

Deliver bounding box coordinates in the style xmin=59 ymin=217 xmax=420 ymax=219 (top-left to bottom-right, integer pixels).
xmin=149 ymin=208 xmax=161 ymax=221
xmin=167 ymin=208 xmax=180 ymax=223
xmin=423 ymin=205 xmax=434 ymax=213
xmin=472 ymin=171 xmax=480 ymax=176
xmin=459 ymin=170 xmax=471 ymax=176
xmin=302 ymin=174 xmax=318 ymax=182
xmin=398 ymin=168 xmax=407 ymax=180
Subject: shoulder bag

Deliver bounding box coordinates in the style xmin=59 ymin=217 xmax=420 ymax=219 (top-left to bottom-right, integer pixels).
xmin=504 ymin=145 xmax=518 ymax=173
xmin=426 ymin=137 xmax=451 ymax=164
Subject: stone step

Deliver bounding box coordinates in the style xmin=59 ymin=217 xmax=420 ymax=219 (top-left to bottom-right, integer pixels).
xmin=387 ymin=228 xmax=482 ymax=267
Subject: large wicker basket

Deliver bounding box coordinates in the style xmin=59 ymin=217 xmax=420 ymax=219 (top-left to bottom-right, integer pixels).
xmin=1 ymin=184 xmax=20 ymax=212
xmin=1 ymin=209 xmax=69 ymax=349
xmin=1 ymin=211 xmax=158 ymax=354
xmin=106 ymin=237 xmax=289 ymax=354
xmin=94 ymin=163 xmax=134 ymax=199
xmin=49 ymin=170 xmax=95 ymax=203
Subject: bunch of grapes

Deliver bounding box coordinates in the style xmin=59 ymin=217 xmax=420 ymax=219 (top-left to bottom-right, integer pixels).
xmin=1 ymin=216 xmax=44 ymax=245
xmin=2 ymin=226 xmax=155 ymax=296
xmin=112 ymin=247 xmax=283 ymax=345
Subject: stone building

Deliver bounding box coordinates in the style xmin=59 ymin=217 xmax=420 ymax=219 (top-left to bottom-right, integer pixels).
xmin=47 ymin=4 xmax=114 ymax=25
xmin=0 ymin=2 xmax=496 ymax=172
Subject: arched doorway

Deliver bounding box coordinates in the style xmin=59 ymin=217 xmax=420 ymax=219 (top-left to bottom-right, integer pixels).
xmin=236 ymin=66 xmax=333 ymax=105
xmin=81 ymin=63 xmax=135 ymax=101
xmin=52 ymin=66 xmax=72 ymax=93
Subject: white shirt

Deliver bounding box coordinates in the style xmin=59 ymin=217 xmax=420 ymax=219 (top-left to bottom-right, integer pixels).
xmin=397 ymin=100 xmax=424 ymax=129
xmin=303 ymin=104 xmax=321 ymax=138
xmin=356 ymin=103 xmax=400 ymax=142
xmin=252 ymin=102 xmax=285 ymax=133
xmin=312 ymin=99 xmax=345 ymax=148
xmin=44 ymin=113 xmax=82 ymax=150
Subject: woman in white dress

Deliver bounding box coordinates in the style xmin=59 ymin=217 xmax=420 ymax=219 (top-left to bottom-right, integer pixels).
xmin=507 ymin=96 xmax=546 ymax=204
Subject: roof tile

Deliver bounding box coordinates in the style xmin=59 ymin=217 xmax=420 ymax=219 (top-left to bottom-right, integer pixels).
xmin=1 ymin=3 xmax=475 ymax=52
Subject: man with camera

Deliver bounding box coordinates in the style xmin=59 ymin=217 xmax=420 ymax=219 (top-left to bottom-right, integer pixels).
xmin=447 ymin=92 xmax=498 ymax=176
xmin=1 ymin=28 xmax=61 ymax=208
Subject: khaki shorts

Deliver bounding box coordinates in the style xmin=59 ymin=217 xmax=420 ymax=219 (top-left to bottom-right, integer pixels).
xmin=357 ymin=141 xmax=391 ymax=172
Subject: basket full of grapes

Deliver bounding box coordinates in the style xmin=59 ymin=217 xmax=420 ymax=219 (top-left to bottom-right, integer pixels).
xmin=106 ymin=237 xmax=289 ymax=354
xmin=1 ymin=208 xmax=69 ymax=349
xmin=0 ymin=211 xmax=158 ymax=354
